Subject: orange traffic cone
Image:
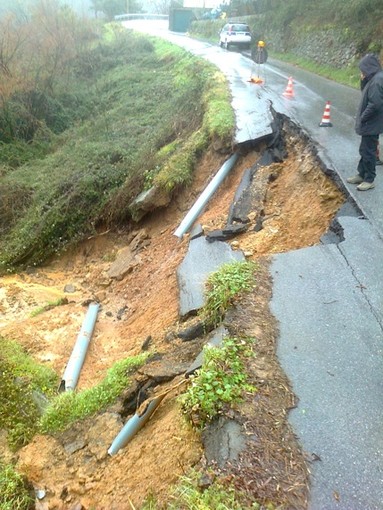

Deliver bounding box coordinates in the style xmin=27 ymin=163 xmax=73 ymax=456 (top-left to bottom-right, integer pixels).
xmin=319 ymin=101 xmax=333 ymax=127
xmin=283 ymin=76 xmax=294 ymax=97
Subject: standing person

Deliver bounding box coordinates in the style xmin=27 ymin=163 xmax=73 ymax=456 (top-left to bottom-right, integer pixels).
xmin=347 ymin=53 xmax=383 ymax=190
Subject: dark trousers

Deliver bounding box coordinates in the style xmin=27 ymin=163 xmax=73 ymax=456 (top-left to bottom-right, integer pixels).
xmin=358 ymin=134 xmax=379 ymax=183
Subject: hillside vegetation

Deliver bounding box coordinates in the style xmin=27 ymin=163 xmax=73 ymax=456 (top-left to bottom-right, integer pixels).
xmin=0 ymin=6 xmax=234 ymax=274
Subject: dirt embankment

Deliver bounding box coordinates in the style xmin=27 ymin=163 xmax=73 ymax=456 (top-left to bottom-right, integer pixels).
xmin=1 ymin=125 xmax=344 ymax=509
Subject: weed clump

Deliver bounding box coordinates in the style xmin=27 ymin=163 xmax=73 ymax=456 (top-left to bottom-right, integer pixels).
xmin=142 ymin=469 xmax=262 ymax=509
xmin=180 ymin=337 xmax=256 ymax=427
xmin=200 ymin=261 xmax=257 ymax=328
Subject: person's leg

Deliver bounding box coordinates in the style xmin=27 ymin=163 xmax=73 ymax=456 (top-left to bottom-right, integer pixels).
xmin=358 ymin=135 xmax=378 ymax=183
xmin=376 ymin=138 xmax=383 ymax=165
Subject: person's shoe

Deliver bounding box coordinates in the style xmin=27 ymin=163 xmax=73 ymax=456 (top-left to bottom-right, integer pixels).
xmin=357 ymin=181 xmax=375 ymax=191
xmin=347 ymin=175 xmax=364 ymax=184
xmin=376 ymin=159 xmax=383 ymax=166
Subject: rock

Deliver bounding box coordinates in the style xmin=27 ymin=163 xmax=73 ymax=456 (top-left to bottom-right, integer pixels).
xmin=129 ymin=229 xmax=150 ymax=252
xmin=94 ymin=291 xmax=106 ymax=302
xmin=206 ymin=224 xmax=247 ymax=243
xmin=116 ymin=306 xmax=128 ymax=320
xmin=177 ymin=321 xmax=205 ymax=341
xmin=63 ymin=438 xmax=87 ymax=455
xmin=35 ymin=488 xmax=46 ymax=500
xmin=108 ymin=247 xmax=136 ymax=279
xmin=202 ymin=417 xmax=246 ymax=468
xmin=190 ymin=224 xmax=204 ymax=240
xmin=141 ymin=335 xmax=152 ymax=351
xmin=68 ymin=503 xmax=84 ymax=510
xmin=164 ymin=331 xmax=177 ymax=342
xmin=64 ymin=284 xmax=76 ymax=293
xmin=138 ymin=360 xmax=189 ymax=382
xmin=86 ymin=413 xmax=122 ymax=461
xmin=198 ymin=472 xmax=214 ymax=489
xmin=129 ymin=185 xmax=172 ymax=222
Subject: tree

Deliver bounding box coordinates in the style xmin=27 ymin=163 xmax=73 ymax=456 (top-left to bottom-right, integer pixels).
xmin=150 ymin=0 xmax=171 ymax=14
xmin=90 ymin=0 xmax=142 ymax=18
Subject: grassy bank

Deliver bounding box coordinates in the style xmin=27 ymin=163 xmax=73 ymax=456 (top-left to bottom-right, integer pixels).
xmin=0 ymin=26 xmax=234 ymax=273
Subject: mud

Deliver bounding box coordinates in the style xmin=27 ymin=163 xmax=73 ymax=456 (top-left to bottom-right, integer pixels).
xmin=1 ymin=124 xmax=345 ymax=509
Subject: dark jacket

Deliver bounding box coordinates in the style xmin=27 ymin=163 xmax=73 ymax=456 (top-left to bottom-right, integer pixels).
xmin=355 ymin=54 xmax=383 ymax=136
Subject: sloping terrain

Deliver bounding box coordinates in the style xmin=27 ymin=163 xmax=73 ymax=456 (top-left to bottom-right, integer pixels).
xmin=1 ymin=124 xmax=345 ymax=509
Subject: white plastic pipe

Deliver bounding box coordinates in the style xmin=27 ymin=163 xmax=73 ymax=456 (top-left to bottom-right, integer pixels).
xmin=108 ymin=393 xmax=166 ymax=455
xmin=60 ymin=302 xmax=100 ymax=391
xmin=174 ymin=152 xmax=239 ymax=238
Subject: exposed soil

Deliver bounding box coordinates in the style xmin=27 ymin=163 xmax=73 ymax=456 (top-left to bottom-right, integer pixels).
xmin=1 ymin=125 xmax=345 ymax=509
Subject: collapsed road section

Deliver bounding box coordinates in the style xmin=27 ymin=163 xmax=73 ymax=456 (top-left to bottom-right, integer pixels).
xmin=13 ymin=111 xmax=348 ymax=509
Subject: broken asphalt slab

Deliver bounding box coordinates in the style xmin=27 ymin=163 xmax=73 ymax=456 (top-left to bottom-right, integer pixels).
xmin=177 ymin=236 xmax=244 ymax=318
xmin=271 ymin=214 xmax=383 ymax=510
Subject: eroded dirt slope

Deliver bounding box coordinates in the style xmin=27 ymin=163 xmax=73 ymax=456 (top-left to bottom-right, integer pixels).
xmin=1 ymin=128 xmax=344 ymax=509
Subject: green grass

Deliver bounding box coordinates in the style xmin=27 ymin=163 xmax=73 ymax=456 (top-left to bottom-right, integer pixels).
xmin=0 ymin=338 xmax=58 ymax=449
xmin=30 ymin=297 xmax=68 ymax=317
xmin=200 ymin=261 xmax=257 ymax=329
xmin=180 ymin=337 xmax=256 ymax=427
xmin=39 ymin=353 xmax=148 ymax=434
xmin=269 ymin=51 xmax=360 ymax=89
xmin=0 ymin=463 xmax=33 ymax=510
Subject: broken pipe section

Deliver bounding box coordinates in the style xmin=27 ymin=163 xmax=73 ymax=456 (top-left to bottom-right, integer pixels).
xmin=59 ymin=302 xmax=100 ymax=392
xmin=108 ymin=393 xmax=167 ymax=455
xmin=174 ymin=152 xmax=239 ymax=238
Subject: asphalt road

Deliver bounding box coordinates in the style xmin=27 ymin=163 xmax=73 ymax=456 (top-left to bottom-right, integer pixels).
xmin=123 ymin=20 xmax=383 ymax=509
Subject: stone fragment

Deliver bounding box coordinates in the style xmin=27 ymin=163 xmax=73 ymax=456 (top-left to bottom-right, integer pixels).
xmin=64 ymin=284 xmax=76 ymax=293
xmin=63 ymin=438 xmax=86 ymax=455
xmin=178 ymin=321 xmax=205 ymax=341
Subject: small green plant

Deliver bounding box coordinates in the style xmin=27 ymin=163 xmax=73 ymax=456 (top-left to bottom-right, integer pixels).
xmin=180 ymin=337 xmax=256 ymax=427
xmin=0 ymin=463 xmax=33 ymax=510
xmin=141 ymin=469 xmax=262 ymax=509
xmin=30 ymin=297 xmax=68 ymax=317
xmin=200 ymin=261 xmax=257 ymax=328
xmin=39 ymin=353 xmax=149 ymax=434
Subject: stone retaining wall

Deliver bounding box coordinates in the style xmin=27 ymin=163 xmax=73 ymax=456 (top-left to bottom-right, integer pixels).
xmin=263 ymin=26 xmax=359 ymax=68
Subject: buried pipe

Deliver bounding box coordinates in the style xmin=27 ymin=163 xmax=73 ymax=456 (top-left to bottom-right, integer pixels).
xmin=174 ymin=152 xmax=239 ymax=238
xmin=108 ymin=393 xmax=167 ymax=455
xmin=108 ymin=379 xmax=187 ymax=455
xmin=59 ymin=302 xmax=100 ymax=392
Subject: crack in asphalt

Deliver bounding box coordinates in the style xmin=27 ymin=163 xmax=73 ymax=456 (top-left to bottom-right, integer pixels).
xmin=336 ymin=242 xmax=383 ymax=333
